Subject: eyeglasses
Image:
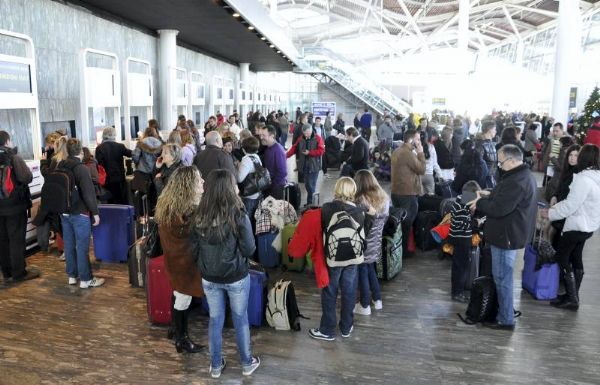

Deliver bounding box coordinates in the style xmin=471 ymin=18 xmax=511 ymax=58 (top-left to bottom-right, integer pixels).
xmin=498 ymin=158 xmax=513 ymax=168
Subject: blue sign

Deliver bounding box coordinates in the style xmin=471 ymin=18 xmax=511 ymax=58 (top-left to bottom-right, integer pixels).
xmin=0 ymin=61 xmax=31 ymax=93
xmin=312 ymin=102 xmax=336 ymax=120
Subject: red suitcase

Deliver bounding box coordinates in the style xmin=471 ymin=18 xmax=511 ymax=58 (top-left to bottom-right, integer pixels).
xmin=146 ymin=255 xmax=173 ymax=325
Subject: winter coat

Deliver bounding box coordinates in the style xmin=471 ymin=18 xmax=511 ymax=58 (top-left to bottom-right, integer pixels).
xmin=549 ymin=169 xmax=600 ymax=233
xmin=0 ymin=146 xmax=32 ymax=216
xmin=434 ymin=140 xmax=454 ymax=169
xmin=452 ymin=153 xmax=488 ymax=193
xmin=475 ymin=138 xmax=498 ymax=184
xmin=132 ymin=137 xmax=162 ymax=174
xmin=333 ymin=119 xmax=345 ymax=134
xmin=154 ymin=161 xmax=182 ymax=196
xmin=524 ymin=129 xmax=540 ymax=153
xmin=360 ymin=112 xmax=372 ymax=130
xmin=475 ymin=164 xmax=537 ymax=250
xmin=193 ymin=145 xmax=236 ymax=179
xmin=391 ymin=143 xmax=426 ymax=196
xmin=377 ymin=122 xmax=395 ymax=143
xmin=95 ymin=140 xmax=132 ymax=183
xmin=159 ymin=218 xmax=203 ymax=297
xmin=191 ymin=211 xmax=255 ymax=284
xmin=361 ymin=200 xmax=390 ymax=264
xmin=347 ymin=136 xmax=369 ymax=171
xmin=58 ymin=157 xmax=99 ymax=216
xmin=287 ymin=208 xmax=329 ymax=288
xmin=451 ymin=130 xmax=465 ymax=166
xmin=287 ymin=133 xmax=325 ymax=173
xmin=181 ymin=143 xmax=196 ymax=167
xmin=324 ymin=116 xmax=333 ymax=134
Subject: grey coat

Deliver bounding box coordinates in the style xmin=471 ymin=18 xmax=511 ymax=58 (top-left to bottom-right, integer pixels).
xmin=362 ymin=200 xmax=390 ymax=264
xmin=132 ymin=137 xmax=162 ymax=174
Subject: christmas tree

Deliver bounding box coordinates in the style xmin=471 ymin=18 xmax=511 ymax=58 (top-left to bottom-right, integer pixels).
xmin=575 ymin=86 xmax=600 ymax=144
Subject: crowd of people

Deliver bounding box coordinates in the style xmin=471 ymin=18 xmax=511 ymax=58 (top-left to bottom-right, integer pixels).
xmin=0 ymin=105 xmax=599 ymax=377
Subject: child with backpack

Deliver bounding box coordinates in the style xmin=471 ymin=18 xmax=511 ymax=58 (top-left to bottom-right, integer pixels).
xmin=309 ymin=177 xmax=367 ymax=341
xmin=449 ymin=180 xmax=481 ymax=303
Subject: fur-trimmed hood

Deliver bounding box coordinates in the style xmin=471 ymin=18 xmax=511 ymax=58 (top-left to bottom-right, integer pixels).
xmin=136 ymin=137 xmax=163 ymax=154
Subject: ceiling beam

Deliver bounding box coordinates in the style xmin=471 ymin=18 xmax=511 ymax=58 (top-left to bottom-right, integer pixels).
xmin=396 ymin=0 xmax=424 ymax=40
xmin=502 ymin=5 xmax=522 ymax=40
xmin=504 ymin=3 xmax=558 ymax=18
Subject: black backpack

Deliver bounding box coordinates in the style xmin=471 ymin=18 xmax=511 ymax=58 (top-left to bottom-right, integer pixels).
xmin=458 ymin=276 xmax=498 ymax=324
xmin=40 ymin=161 xmax=81 ymax=214
xmin=241 ymin=157 xmax=271 ymax=197
xmin=383 ymin=207 xmax=407 ymax=237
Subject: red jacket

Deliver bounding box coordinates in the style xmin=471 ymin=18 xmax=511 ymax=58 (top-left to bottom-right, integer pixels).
xmin=584 ymin=123 xmax=600 ymax=148
xmin=286 ymin=133 xmax=325 ymax=159
xmin=287 ymin=208 xmax=329 ymax=288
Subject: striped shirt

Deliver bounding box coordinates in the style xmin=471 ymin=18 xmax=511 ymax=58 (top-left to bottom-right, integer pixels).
xmin=449 ymin=199 xmax=473 ymax=239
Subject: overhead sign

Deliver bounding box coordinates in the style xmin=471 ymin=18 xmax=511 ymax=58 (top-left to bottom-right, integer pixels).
xmin=0 ymin=61 xmax=32 ymax=93
xmin=312 ymin=101 xmax=336 ymax=119
xmin=569 ymin=87 xmax=577 ymax=109
xmin=432 ymin=97 xmax=446 ymax=107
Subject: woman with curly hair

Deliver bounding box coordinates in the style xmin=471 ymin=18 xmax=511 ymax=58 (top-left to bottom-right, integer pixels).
xmin=155 ymin=166 xmax=205 ymax=354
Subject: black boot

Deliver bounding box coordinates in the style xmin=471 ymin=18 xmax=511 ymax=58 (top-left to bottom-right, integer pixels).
xmin=574 ymin=269 xmax=584 ymax=297
xmin=174 ymin=309 xmax=203 ymax=353
xmin=552 ymin=270 xmax=579 ymax=311
xmin=167 ymin=295 xmax=175 ymax=340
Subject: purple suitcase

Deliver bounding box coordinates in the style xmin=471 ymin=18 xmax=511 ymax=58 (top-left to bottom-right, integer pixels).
xmin=93 ymin=204 xmax=135 ymax=263
xmin=522 ymin=245 xmax=559 ymax=300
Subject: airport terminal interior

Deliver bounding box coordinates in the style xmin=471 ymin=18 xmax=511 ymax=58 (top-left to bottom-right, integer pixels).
xmin=1 ymin=0 xmax=600 ymax=384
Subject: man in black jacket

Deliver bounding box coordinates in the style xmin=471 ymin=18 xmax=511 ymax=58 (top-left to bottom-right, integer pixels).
xmin=95 ymin=126 xmax=132 ymax=205
xmin=341 ymin=127 xmax=369 ymax=177
xmin=0 ymin=131 xmax=36 ymax=285
xmin=193 ymin=131 xmax=236 ymax=178
xmin=61 ymin=138 xmax=103 ymax=288
xmin=470 ymin=144 xmax=537 ymax=330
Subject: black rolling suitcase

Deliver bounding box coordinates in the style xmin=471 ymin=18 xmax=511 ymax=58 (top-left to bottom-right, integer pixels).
xmin=284 ymin=182 xmax=301 ymax=211
xmin=414 ymin=210 xmax=441 ymax=251
xmin=129 ymin=194 xmax=149 ymax=288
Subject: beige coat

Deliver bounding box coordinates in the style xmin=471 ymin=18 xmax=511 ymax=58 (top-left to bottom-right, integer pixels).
xmin=391 ymin=143 xmax=426 ymax=196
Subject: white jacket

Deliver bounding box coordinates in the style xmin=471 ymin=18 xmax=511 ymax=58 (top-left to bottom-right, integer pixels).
xmin=549 ymin=169 xmax=600 ymax=233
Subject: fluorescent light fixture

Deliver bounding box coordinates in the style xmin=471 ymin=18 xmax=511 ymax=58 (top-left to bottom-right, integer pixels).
xmin=277 ymin=50 xmax=281 ymax=53
xmin=232 ymin=13 xmax=240 ymax=18
xmin=261 ymin=36 xmax=267 ymax=41
xmin=248 ymin=26 xmax=255 ymax=30
xmin=269 ymin=44 xmax=275 ymax=48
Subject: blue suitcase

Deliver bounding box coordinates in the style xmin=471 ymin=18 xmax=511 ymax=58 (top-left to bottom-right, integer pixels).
xmin=93 ymin=204 xmax=135 ymax=263
xmin=248 ymin=268 xmax=268 ymax=327
xmin=522 ymin=244 xmax=559 ymax=300
xmin=257 ymin=231 xmax=280 ymax=268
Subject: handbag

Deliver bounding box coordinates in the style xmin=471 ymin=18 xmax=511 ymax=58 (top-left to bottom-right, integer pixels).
xmin=241 ymin=157 xmax=271 ymax=197
xmin=142 ymin=218 xmax=162 ymax=258
xmin=130 ymin=170 xmax=152 ymax=193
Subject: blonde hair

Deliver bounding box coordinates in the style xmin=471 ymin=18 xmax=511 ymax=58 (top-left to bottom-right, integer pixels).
xmin=167 ymin=130 xmax=182 ymax=147
xmin=334 ymin=177 xmax=357 ymax=202
xmin=354 ymin=170 xmax=388 ymax=213
xmin=52 ymin=136 xmax=69 ymax=162
xmin=45 ymin=131 xmax=62 ymax=146
xmin=180 ymin=129 xmax=194 ymax=145
xmin=155 ymin=166 xmax=202 ymax=228
xmin=217 ymin=123 xmax=231 ymax=137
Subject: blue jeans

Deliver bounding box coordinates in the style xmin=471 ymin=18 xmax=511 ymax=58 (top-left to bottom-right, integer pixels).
xmin=319 ymin=265 xmax=358 ymax=336
xmin=61 ymin=214 xmax=92 ymax=281
xmin=490 ymin=246 xmax=517 ymax=325
xmin=279 ymin=132 xmax=288 ymax=148
xmin=358 ymin=263 xmax=381 ymax=307
xmin=202 ymin=275 xmax=252 ymax=369
xmin=304 ymin=170 xmax=319 ymax=206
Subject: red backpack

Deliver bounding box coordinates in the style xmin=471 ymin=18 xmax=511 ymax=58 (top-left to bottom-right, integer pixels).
xmin=0 ymin=150 xmax=15 ymax=199
xmin=97 ymin=164 xmax=107 ymax=187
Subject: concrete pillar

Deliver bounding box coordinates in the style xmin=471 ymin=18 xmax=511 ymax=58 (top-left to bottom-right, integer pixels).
xmin=551 ymin=0 xmax=581 ymax=125
xmin=237 ymin=63 xmax=250 ymax=116
xmin=457 ymin=0 xmax=470 ymax=53
xmin=158 ymin=29 xmax=178 ymax=131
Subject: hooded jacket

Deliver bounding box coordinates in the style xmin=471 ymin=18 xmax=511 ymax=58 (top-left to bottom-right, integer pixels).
xmin=287 ymin=208 xmax=329 ymax=288
xmin=181 ymin=143 xmax=197 ymax=167
xmin=476 ymin=164 xmax=537 ymax=250
xmin=192 ymin=212 xmax=255 ymax=284
xmin=549 ymin=169 xmax=600 ymax=233
xmin=132 ymin=137 xmax=162 ymax=174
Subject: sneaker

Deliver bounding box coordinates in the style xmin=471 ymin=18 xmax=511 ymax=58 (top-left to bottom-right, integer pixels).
xmin=341 ymin=325 xmax=354 ymax=338
xmin=242 ymin=356 xmax=261 ymax=376
xmin=80 ymin=277 xmax=105 ymax=289
xmin=59 ymin=253 xmax=66 ymax=261
xmin=373 ymin=300 xmax=383 ymax=310
xmin=353 ymin=303 xmax=371 ymax=315
xmin=452 ymin=294 xmax=469 ymax=304
xmin=209 ymin=358 xmax=226 ymax=379
xmin=308 ymin=328 xmax=335 ymax=341
xmin=68 ymin=277 xmax=77 ymax=285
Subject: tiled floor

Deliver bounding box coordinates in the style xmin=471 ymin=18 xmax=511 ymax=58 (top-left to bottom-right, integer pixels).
xmin=1 ymin=160 xmax=599 ymax=384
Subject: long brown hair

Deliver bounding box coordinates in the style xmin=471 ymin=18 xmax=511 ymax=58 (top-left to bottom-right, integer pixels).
xmin=354 ymin=170 xmax=388 ymax=213
xmin=155 ymin=166 xmax=202 ymax=228
xmin=52 ymin=136 xmax=69 ymax=162
xmin=194 ymin=169 xmax=244 ymax=241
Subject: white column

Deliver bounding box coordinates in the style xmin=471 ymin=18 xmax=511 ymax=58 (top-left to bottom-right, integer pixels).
xmin=551 ymin=0 xmax=581 ymax=126
xmin=238 ymin=63 xmax=250 ymax=115
xmin=239 ymin=63 xmax=250 ymax=83
xmin=457 ymin=0 xmax=470 ymax=53
xmin=158 ymin=29 xmax=178 ymax=131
